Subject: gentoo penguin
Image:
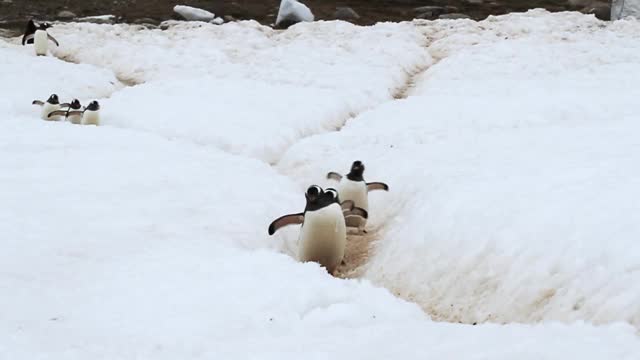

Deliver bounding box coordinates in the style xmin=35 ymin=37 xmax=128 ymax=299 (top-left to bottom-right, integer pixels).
xmin=326 ymin=160 xmax=389 ymax=232
xmin=22 ymin=19 xmax=60 ymax=56
xmin=48 ymin=99 xmax=83 ymax=124
xmin=268 ymin=185 xmax=367 ymax=274
xmin=52 ymin=100 xmax=101 ymax=126
xmin=32 ymin=94 xmax=62 ymax=121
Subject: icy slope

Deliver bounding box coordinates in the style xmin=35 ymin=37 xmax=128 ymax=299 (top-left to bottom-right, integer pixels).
xmin=37 ymin=21 xmax=429 ymax=163
xmin=279 ymin=11 xmax=640 ymax=326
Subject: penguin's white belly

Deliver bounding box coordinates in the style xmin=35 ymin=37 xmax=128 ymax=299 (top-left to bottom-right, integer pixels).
xmin=337 ymin=179 xmax=369 ymax=211
xmin=34 ymin=30 xmax=48 ymax=56
xmin=82 ymin=110 xmax=100 ymax=126
xmin=298 ymin=204 xmax=346 ymax=273
xmin=337 ymin=179 xmax=369 ymax=229
xmin=41 ymin=103 xmax=60 ymax=121
xmin=67 ymin=113 xmax=82 ymax=124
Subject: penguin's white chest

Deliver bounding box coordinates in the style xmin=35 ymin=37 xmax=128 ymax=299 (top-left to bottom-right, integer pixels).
xmin=34 ymin=30 xmax=48 ymax=56
xmin=82 ymin=110 xmax=100 ymax=126
xmin=67 ymin=112 xmax=82 ymax=124
xmin=298 ymin=204 xmax=346 ymax=273
xmin=41 ymin=103 xmax=60 ymax=121
xmin=337 ymin=179 xmax=368 ymax=211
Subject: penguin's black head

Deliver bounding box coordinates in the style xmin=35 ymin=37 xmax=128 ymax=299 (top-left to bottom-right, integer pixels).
xmin=305 ymin=185 xmax=322 ymax=202
xmin=47 ymin=94 xmax=59 ymax=104
xmin=38 ymin=22 xmax=52 ymax=30
xmin=347 ymin=160 xmax=365 ymax=181
xmin=70 ymin=99 xmax=81 ymax=109
xmin=324 ymin=188 xmax=340 ymax=204
xmin=86 ymin=101 xmax=100 ymax=111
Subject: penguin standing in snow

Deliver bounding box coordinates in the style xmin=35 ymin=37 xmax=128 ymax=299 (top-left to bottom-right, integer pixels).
xmin=51 ymin=100 xmax=101 ymax=126
xmin=32 ymin=94 xmax=62 ymax=121
xmin=22 ymin=19 xmax=60 ymax=56
xmin=327 ymin=161 xmax=389 ymax=232
xmin=268 ymin=185 xmax=367 ymax=275
xmin=48 ymin=99 xmax=83 ymax=124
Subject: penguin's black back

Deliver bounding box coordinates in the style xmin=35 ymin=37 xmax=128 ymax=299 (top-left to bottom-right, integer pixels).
xmin=22 ymin=19 xmax=37 ymax=45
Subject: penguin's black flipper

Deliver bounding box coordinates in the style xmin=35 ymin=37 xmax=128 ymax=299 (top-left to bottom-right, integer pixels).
xmin=366 ymin=182 xmax=389 ymax=192
xmin=66 ymin=111 xmax=85 ymax=117
xmin=345 ymin=207 xmax=368 ymax=219
xmin=59 ymin=103 xmax=71 ymax=108
xmin=268 ymin=213 xmax=304 ymax=235
xmin=22 ymin=19 xmax=37 ymax=45
xmin=327 ymin=172 xmax=343 ymax=181
xmin=48 ymin=110 xmax=68 ymax=118
xmin=32 ymin=100 xmax=45 ymax=106
xmin=340 ymin=200 xmax=355 ymax=212
xmin=47 ymin=34 xmax=60 ymax=47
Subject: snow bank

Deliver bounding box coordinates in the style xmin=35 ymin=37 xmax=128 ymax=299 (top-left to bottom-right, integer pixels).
xmin=44 ymin=21 xmax=428 ymax=163
xmin=276 ymin=0 xmax=314 ymax=28
xmin=279 ymin=11 xmax=640 ymax=327
xmin=173 ymin=5 xmax=216 ymax=22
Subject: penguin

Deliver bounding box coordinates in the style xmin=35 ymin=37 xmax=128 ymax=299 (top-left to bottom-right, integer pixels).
xmin=32 ymin=94 xmax=62 ymax=121
xmin=22 ymin=19 xmax=60 ymax=56
xmin=48 ymin=99 xmax=83 ymax=124
xmin=52 ymin=100 xmax=100 ymax=126
xmin=268 ymin=185 xmax=367 ymax=275
xmin=326 ymin=160 xmax=389 ymax=233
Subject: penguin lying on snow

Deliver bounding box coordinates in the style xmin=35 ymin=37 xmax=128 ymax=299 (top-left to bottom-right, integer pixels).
xmin=268 ymin=185 xmax=367 ymax=274
xmin=32 ymin=94 xmax=62 ymax=121
xmin=22 ymin=19 xmax=60 ymax=56
xmin=50 ymin=100 xmax=101 ymax=126
xmin=327 ymin=160 xmax=389 ymax=232
xmin=48 ymin=99 xmax=83 ymax=124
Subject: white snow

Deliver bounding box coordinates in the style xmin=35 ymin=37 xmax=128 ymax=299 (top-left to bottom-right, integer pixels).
xmin=279 ymin=10 xmax=640 ymax=326
xmin=276 ymin=0 xmax=314 ymax=27
xmin=2 ymin=9 xmax=640 ymax=359
xmin=173 ymin=5 xmax=216 ymax=22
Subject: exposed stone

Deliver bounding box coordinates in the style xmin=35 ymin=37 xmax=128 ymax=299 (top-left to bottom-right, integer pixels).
xmin=439 ymin=13 xmax=472 ymax=20
xmin=334 ymin=6 xmax=360 ymax=20
xmin=223 ymin=15 xmax=237 ymax=22
xmin=57 ymin=10 xmax=77 ymax=19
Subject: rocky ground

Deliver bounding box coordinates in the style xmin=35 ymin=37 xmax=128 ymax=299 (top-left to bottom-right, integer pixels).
xmin=0 ymin=0 xmax=611 ymax=34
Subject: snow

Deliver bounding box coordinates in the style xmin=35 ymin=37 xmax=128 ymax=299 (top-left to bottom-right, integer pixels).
xmin=612 ymin=0 xmax=640 ymax=19
xmin=279 ymin=10 xmax=640 ymax=326
xmin=2 ymin=9 xmax=640 ymax=359
xmin=276 ymin=0 xmax=314 ymax=27
xmin=173 ymin=5 xmax=216 ymax=22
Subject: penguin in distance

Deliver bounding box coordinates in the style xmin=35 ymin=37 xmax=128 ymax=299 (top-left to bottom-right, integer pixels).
xmin=22 ymin=19 xmax=60 ymax=56
xmin=32 ymin=94 xmax=62 ymax=121
xmin=327 ymin=160 xmax=389 ymax=232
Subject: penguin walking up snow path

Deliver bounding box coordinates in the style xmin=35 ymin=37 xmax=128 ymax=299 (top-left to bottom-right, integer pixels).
xmin=22 ymin=19 xmax=60 ymax=56
xmin=327 ymin=160 xmax=389 ymax=233
xmin=32 ymin=94 xmax=63 ymax=121
xmin=268 ymin=185 xmax=367 ymax=275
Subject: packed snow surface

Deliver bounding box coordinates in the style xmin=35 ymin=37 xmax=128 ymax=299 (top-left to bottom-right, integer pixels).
xmin=2 ymin=9 xmax=640 ymax=359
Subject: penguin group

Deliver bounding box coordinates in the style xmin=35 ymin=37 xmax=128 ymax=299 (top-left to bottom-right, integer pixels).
xmin=32 ymin=94 xmax=101 ymax=125
xmin=22 ymin=19 xmax=60 ymax=56
xmin=268 ymin=161 xmax=389 ymax=275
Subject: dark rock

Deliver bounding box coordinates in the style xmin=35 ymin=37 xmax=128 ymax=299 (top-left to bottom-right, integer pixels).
xmin=334 ymin=6 xmax=360 ymax=20
xmin=582 ymin=5 xmax=611 ymax=20
xmin=133 ymin=17 xmax=159 ymax=25
xmin=415 ymin=6 xmax=445 ymax=19
xmin=223 ymin=15 xmax=237 ymax=22
xmin=439 ymin=13 xmax=472 ymax=20
xmin=57 ymin=10 xmax=77 ymax=19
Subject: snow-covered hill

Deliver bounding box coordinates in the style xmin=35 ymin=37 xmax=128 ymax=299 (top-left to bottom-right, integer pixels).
xmin=1 ymin=10 xmax=639 ymax=359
